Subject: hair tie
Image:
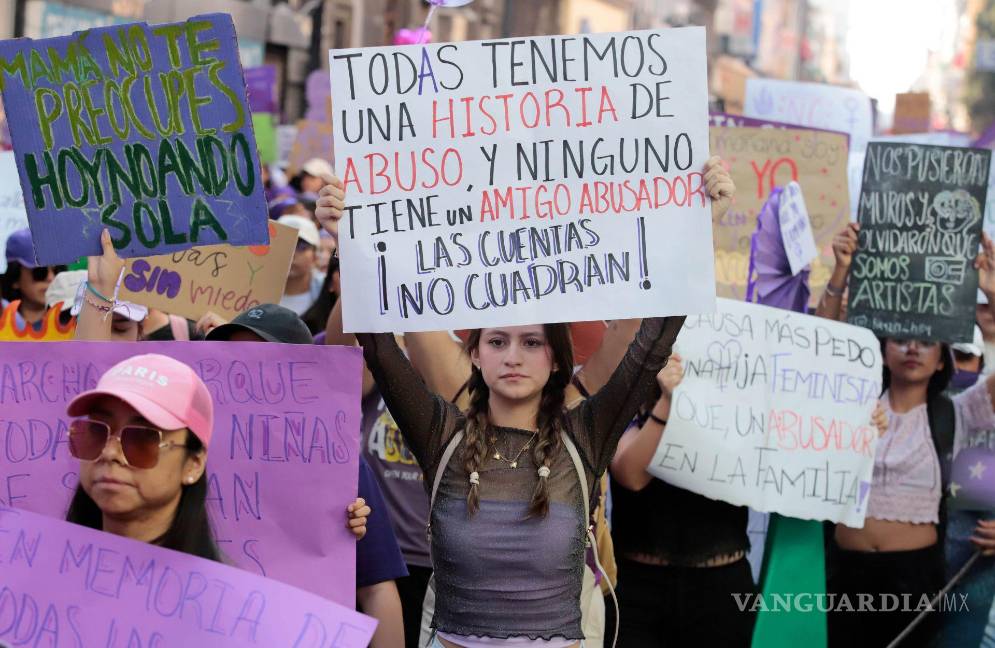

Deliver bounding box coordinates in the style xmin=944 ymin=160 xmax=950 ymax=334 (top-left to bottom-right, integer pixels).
xmin=537 ymin=466 xmax=551 ymax=479
xmin=469 ymin=471 xmax=480 ymax=486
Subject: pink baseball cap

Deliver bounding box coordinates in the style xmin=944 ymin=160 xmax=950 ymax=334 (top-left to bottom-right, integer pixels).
xmin=67 ymin=354 xmax=214 ymax=446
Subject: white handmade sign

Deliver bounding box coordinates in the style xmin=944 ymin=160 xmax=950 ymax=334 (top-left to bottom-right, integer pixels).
xmin=649 ymin=298 xmax=883 ymax=525
xmin=778 ymin=181 xmax=818 ymax=276
xmin=330 ymin=28 xmax=715 ymax=332
xmin=744 ymin=79 xmax=872 ymax=154
xmin=0 ymin=152 xmax=28 ymax=273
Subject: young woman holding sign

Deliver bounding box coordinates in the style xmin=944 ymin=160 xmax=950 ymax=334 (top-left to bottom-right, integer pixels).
xmin=818 ymin=225 xmax=995 ymax=647
xmin=609 ymin=358 xmax=888 ymax=647
xmin=317 ymin=159 xmax=734 ymax=647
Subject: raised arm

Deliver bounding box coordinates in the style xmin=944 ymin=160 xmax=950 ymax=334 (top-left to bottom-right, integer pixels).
xmin=579 ymin=316 xmax=685 ymax=474
xmin=74 ymin=228 xmax=125 ymax=342
xmin=356 ymin=332 xmax=457 ymax=472
xmin=573 ymin=319 xmax=641 ymax=396
xmin=405 ymin=331 xmax=472 ymax=403
xmin=325 ymin=297 xmax=376 ymax=397
xmin=815 ymin=222 xmax=859 ymax=322
xmin=610 ymin=355 xmax=682 ymax=491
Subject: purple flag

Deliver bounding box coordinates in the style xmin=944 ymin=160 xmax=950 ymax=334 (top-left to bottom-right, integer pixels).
xmin=745 ymin=187 xmax=811 ymax=313
xmin=949 ymin=446 xmax=995 ymax=511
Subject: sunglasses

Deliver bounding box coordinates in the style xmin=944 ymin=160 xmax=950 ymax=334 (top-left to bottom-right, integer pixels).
xmin=30 ymin=265 xmax=66 ymax=281
xmin=68 ymin=419 xmax=191 ymax=469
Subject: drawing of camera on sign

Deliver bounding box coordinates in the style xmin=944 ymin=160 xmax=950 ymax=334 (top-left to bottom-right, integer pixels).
xmin=925 ymin=257 xmax=968 ymax=285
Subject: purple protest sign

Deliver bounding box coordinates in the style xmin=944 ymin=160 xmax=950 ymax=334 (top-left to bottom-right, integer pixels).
xmin=0 ymin=506 xmax=377 ymax=647
xmin=0 ymin=341 xmax=363 ymax=608
xmin=245 ymin=65 xmax=278 ymax=115
xmin=0 ymin=14 xmax=270 ymax=265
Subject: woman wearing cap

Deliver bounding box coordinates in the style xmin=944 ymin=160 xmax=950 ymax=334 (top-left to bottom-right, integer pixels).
xmin=64 ymin=353 xmax=221 ymax=558
xmin=2 ymin=227 xmax=66 ymax=330
xmin=292 ymin=158 xmax=336 ymax=197
xmin=278 ymin=215 xmax=327 ymax=316
xmin=818 ymin=225 xmax=995 ymax=646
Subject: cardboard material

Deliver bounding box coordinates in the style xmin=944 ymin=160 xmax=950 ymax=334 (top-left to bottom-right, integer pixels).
xmin=0 ymin=14 xmax=270 ymax=264
xmin=710 ymin=125 xmax=850 ymax=301
xmin=119 ymin=220 xmax=297 ymax=322
xmin=892 ymin=92 xmax=931 ymax=135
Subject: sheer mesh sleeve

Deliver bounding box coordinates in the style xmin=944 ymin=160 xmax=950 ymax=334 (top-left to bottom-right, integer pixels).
xmin=356 ymin=332 xmax=464 ymax=480
xmin=569 ymin=316 xmax=685 ymax=476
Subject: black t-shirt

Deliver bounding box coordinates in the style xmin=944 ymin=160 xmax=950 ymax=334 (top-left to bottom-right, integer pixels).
xmin=610 ymin=415 xmax=750 ymax=565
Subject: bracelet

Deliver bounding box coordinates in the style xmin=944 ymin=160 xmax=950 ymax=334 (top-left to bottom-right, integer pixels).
xmin=85 ymin=282 xmax=113 ymax=303
xmin=648 ymin=412 xmax=668 ymax=426
xmin=824 ymin=282 xmax=845 ymax=298
xmin=83 ymin=292 xmax=113 ymax=313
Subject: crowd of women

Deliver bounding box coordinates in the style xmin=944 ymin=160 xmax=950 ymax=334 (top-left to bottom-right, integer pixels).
xmin=2 ymin=152 xmax=994 ymax=648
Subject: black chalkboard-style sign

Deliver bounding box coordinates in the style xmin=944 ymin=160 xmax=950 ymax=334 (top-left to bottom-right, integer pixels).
xmin=847 ymin=142 xmax=992 ymax=343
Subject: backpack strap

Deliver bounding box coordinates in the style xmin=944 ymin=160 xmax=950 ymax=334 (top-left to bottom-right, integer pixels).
xmin=927 ymin=393 xmax=956 ymax=485
xmin=427 ymin=431 xmax=464 ymax=540
xmin=560 ymin=430 xmax=618 ymax=648
xmin=927 ymin=393 xmax=956 ymax=544
xmin=169 ymin=315 xmax=190 ymax=341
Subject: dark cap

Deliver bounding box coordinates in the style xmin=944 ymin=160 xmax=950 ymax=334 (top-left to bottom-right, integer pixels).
xmin=5 ymin=228 xmax=38 ymax=268
xmin=207 ymin=303 xmax=314 ymax=344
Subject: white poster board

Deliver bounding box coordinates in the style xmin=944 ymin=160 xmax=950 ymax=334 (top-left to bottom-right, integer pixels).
xmin=649 ymin=299 xmax=882 ymax=526
xmin=778 ymin=181 xmax=818 ymax=276
xmin=0 ymin=152 xmax=28 ymax=273
xmin=744 ymin=79 xmax=872 ymax=154
xmin=330 ymin=28 xmax=715 ymax=332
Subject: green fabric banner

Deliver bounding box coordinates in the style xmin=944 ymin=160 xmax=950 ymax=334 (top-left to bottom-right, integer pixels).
xmin=752 ymin=514 xmax=827 ymax=648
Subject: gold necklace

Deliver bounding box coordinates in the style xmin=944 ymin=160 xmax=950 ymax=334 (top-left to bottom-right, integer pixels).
xmin=488 ymin=431 xmax=538 ymax=469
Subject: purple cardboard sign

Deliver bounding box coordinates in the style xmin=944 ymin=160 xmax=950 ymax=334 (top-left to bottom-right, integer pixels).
xmin=709 ymin=111 xmax=852 ymax=145
xmin=0 ymin=14 xmax=270 ymax=265
xmin=245 ymin=65 xmax=278 ymax=115
xmin=0 ymin=506 xmax=377 ymax=647
xmin=0 ymin=341 xmax=363 ymax=608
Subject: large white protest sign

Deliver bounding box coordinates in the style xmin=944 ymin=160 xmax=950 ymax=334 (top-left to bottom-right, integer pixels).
xmin=744 ymin=79 xmax=872 ymax=153
xmin=330 ymin=29 xmax=715 ymax=332
xmin=649 ymin=299 xmax=882 ymax=525
xmin=778 ymin=181 xmax=818 ymax=276
xmin=0 ymin=151 xmax=28 ymax=273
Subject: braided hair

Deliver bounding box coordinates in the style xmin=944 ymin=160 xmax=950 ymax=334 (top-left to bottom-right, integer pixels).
xmin=462 ymin=324 xmax=574 ymax=518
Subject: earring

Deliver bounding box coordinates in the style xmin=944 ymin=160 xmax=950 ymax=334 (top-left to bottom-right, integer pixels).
xmin=185 ymin=476 xmax=195 ymax=484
